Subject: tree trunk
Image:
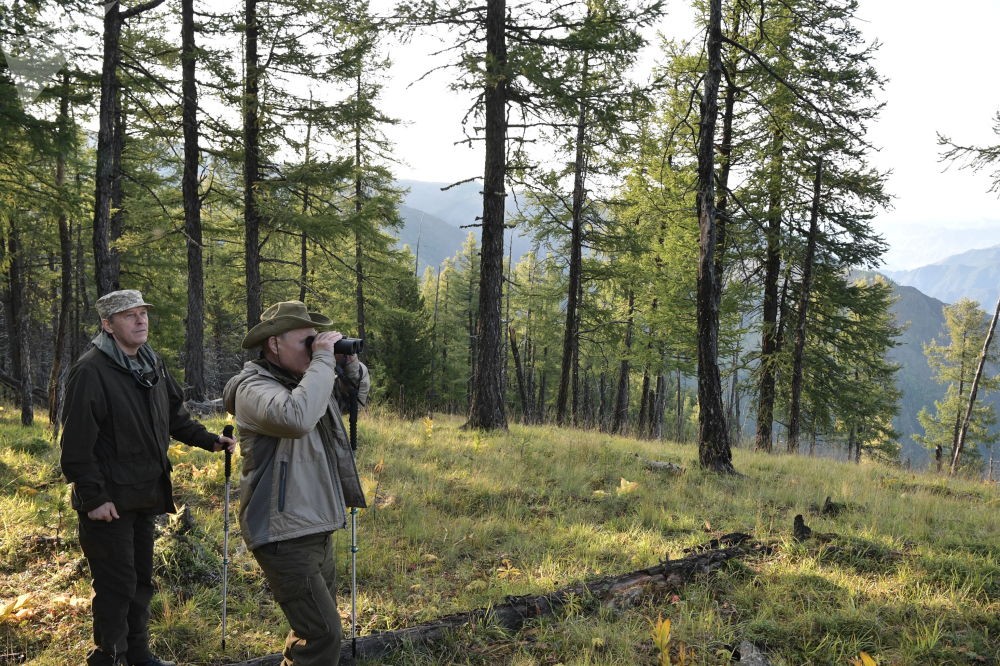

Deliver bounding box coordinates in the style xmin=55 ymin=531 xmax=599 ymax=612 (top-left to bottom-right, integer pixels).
xmin=465 ymin=0 xmax=508 ymax=430
xmin=93 ymin=2 xmax=123 ymax=296
xmin=353 ymin=74 xmax=369 ymax=348
xmin=694 ymin=0 xmax=733 ymax=473
xmin=467 ymin=259 xmax=476 ymax=411
xmin=726 ymin=346 xmax=740 ymax=447
xmin=754 ymin=133 xmax=784 ymax=453
xmin=7 ymin=224 xmax=33 ymax=425
xmin=556 ymin=56 xmax=589 ymax=427
xmin=48 ymin=70 xmax=73 ymax=428
xmin=675 ymin=361 xmax=683 ymax=442
xmin=182 ymin=0 xmax=206 ymax=400
xmin=653 ymin=371 xmax=666 ymax=440
xmin=637 ymin=368 xmax=650 ymax=435
xmin=72 ymin=208 xmax=86 ymax=361
xmin=243 ymin=0 xmax=263 ymax=332
xmin=611 ymin=291 xmax=634 ymax=435
xmin=298 ymin=103 xmax=312 ymax=304
xmin=950 ymin=292 xmax=1000 ymax=475
xmin=786 ymin=158 xmax=822 ymax=453
xmin=509 ymin=326 xmax=531 ymax=422
xmin=536 ymin=347 xmax=548 ymax=423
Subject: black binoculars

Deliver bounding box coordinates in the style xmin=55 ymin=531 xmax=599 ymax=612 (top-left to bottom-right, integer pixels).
xmin=305 ymin=335 xmax=365 ymax=356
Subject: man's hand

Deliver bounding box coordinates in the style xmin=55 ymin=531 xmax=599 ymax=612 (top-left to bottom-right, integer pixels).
xmin=214 ymin=433 xmax=237 ymax=453
xmin=88 ymin=502 xmax=120 ymax=522
xmin=309 ymin=330 xmax=343 ymax=354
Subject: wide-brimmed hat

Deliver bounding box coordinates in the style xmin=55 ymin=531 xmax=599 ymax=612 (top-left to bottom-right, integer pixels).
xmin=241 ymin=300 xmax=333 ymax=349
xmin=96 ymin=289 xmax=154 ymax=320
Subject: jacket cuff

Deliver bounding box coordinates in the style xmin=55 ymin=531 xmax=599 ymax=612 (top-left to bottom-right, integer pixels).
xmin=74 ymin=484 xmax=111 ymax=513
xmin=194 ymin=431 xmax=221 ymax=452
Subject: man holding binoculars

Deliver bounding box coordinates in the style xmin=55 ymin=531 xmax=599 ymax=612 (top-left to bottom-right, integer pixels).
xmin=223 ymin=300 xmax=369 ymax=665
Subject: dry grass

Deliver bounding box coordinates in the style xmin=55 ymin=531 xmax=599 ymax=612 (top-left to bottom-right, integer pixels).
xmin=0 ymin=406 xmax=997 ymax=665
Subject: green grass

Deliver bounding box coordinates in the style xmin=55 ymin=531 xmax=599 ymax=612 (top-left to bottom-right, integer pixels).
xmin=1 ymin=406 xmax=998 ymax=665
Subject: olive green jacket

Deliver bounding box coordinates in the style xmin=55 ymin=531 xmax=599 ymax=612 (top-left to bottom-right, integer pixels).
xmin=223 ymin=349 xmax=368 ymax=551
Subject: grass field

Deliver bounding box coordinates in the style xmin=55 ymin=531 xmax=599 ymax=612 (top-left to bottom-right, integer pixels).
xmin=0 ymin=406 xmax=997 ymax=665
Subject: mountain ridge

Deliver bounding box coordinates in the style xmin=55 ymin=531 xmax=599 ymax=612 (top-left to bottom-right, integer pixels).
xmin=883 ymin=244 xmax=1000 ymax=307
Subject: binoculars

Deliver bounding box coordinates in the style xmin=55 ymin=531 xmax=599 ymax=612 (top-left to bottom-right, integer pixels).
xmin=305 ymin=335 xmax=365 ymax=356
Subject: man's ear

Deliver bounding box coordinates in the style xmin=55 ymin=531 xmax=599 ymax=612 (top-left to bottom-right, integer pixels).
xmin=267 ymin=336 xmax=279 ymax=355
xmin=100 ymin=318 xmax=113 ymax=335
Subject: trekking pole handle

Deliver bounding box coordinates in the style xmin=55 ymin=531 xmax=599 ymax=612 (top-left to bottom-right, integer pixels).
xmin=223 ymin=425 xmax=234 ymax=478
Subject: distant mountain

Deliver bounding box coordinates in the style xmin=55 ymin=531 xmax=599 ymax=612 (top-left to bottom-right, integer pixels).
xmin=396 ymin=204 xmax=472 ymax=273
xmin=880 ymin=223 xmax=1000 ymax=274
xmin=883 ymin=282 xmax=948 ymax=465
xmin=883 ymin=245 xmax=1000 ymax=307
xmin=874 ymin=271 xmax=1000 ymax=469
xmin=395 ymin=179 xmax=538 ymax=273
xmin=397 ymin=179 xmax=483 ymax=229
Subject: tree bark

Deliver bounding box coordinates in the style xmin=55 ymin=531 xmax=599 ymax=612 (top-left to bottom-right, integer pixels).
xmin=298 ymin=104 xmax=312 ymax=304
xmin=786 ymin=158 xmax=822 ymax=453
xmin=611 ymin=290 xmax=634 ymax=435
xmin=354 ymin=73 xmax=369 ymax=349
xmin=7 ymin=224 xmax=33 ymax=425
xmin=509 ymin=326 xmax=531 ymax=422
xmin=754 ymin=132 xmax=784 ymax=453
xmin=93 ymin=2 xmax=123 ymax=296
xmin=653 ymin=371 xmax=666 ymax=440
xmin=243 ymin=0 xmax=263 ymax=333
xmin=556 ymin=55 xmax=589 ymax=427
xmin=465 ymin=0 xmax=508 ymax=430
xmin=637 ymin=368 xmax=650 ymax=436
xmin=181 ymin=0 xmax=206 ymax=401
xmin=694 ymin=0 xmax=733 ymax=473
xmin=48 ymin=70 xmax=73 ymax=428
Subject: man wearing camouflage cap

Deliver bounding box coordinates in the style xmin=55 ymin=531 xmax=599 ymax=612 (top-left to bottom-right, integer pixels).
xmin=60 ymin=289 xmax=236 ymax=666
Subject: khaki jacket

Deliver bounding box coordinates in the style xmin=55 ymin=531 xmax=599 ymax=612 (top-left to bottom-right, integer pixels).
xmin=223 ymin=349 xmax=368 ymax=551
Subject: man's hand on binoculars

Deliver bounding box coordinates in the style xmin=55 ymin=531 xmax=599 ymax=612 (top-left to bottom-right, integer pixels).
xmin=309 ymin=330 xmax=344 ymax=353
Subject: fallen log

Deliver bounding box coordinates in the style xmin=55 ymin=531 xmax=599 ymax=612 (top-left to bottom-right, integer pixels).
xmin=225 ymin=535 xmax=760 ymax=666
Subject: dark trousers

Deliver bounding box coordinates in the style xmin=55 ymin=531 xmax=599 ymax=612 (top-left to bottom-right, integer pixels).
xmin=77 ymin=511 xmax=157 ymax=666
xmin=252 ymin=532 xmax=342 ymax=666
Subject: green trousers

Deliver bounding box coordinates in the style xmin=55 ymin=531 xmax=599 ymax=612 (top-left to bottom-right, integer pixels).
xmin=253 ymin=532 xmax=343 ymax=666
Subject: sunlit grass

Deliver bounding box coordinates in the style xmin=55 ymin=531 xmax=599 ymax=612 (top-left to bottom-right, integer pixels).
xmin=0 ymin=406 xmax=997 ymax=664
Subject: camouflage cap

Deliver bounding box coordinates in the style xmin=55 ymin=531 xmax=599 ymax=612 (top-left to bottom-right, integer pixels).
xmin=96 ymin=289 xmax=154 ymax=320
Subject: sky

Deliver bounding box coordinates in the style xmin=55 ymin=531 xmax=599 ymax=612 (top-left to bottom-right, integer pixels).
xmin=376 ymin=0 xmax=1000 ymax=271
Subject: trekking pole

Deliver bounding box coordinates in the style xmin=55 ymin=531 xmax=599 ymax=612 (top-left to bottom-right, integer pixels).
xmin=348 ymin=389 xmax=359 ymax=660
xmin=221 ymin=424 xmax=234 ymax=650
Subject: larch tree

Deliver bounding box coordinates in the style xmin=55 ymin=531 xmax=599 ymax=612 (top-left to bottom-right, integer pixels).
xmin=180 ymin=0 xmax=205 ymax=399
xmin=693 ymin=0 xmax=733 ymax=472
xmin=916 ymin=298 xmax=1000 ymax=474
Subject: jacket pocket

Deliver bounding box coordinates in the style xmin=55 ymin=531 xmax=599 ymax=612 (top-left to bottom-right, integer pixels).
xmin=106 ymin=458 xmax=163 ymax=511
xmin=278 ymin=460 xmax=288 ymax=512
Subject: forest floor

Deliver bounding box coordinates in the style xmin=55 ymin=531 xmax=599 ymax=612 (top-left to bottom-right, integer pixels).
xmin=1 ymin=406 xmax=998 ymax=665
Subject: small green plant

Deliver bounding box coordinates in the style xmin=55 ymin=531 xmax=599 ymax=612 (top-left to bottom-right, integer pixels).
xmin=650 ymin=615 xmax=671 ymax=666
